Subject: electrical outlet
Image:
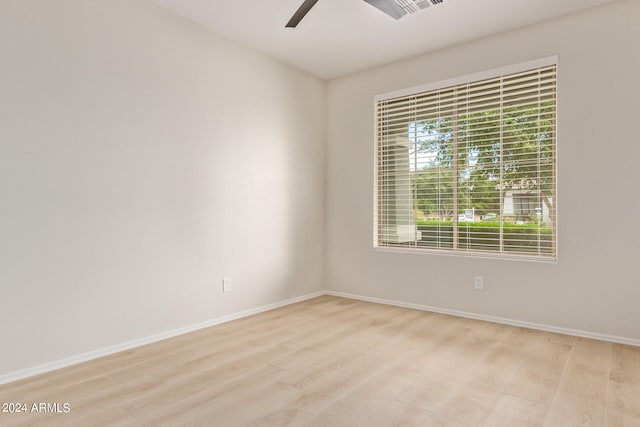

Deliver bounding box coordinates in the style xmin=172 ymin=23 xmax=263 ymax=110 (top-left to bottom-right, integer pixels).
xmin=474 ymin=276 xmax=484 ymax=290
xmin=223 ymin=278 xmax=231 ymax=293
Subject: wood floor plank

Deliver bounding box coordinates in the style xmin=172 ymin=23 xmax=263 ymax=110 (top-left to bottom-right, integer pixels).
xmin=33 ymin=407 xmax=137 ymax=427
xmin=543 ymin=338 xmax=611 ymax=427
xmin=397 ymin=320 xmax=509 ymax=413
xmin=467 ymin=327 xmax=534 ymax=386
xmin=506 ymin=330 xmax=572 ymax=404
xmin=423 ymin=374 xmax=508 ymax=427
xmin=310 ymin=367 xmax=423 ymax=426
xmin=0 ymin=296 xmax=632 ymax=427
xmin=183 ymin=381 xmax=301 ymax=426
xmin=124 ymin=360 xmax=287 ymax=418
xmin=363 ymin=400 xmax=433 ymax=427
xmin=482 ymin=395 xmax=548 ymax=427
xmin=0 ymin=376 xmax=61 ymax=405
xmin=414 ymin=327 xmax=539 ymax=427
xmin=605 ymin=344 xmax=640 ymax=426
xmin=247 ymin=404 xmax=316 ymax=427
xmin=289 ymin=349 xmax=387 ymax=415
xmin=129 ymin=364 xmax=289 ymax=425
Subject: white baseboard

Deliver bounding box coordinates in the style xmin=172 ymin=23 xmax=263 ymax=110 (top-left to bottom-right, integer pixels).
xmin=327 ymin=290 xmax=640 ymax=347
xmin=0 ymin=291 xmax=325 ymax=386
xmin=3 ymin=288 xmax=638 ymax=386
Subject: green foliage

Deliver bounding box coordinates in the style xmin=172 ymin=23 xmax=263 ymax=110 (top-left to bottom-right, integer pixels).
xmin=416 ymin=221 xmax=553 ymax=254
xmin=410 ymin=101 xmax=555 ymax=218
xmin=416 ymin=219 xmax=551 ymax=231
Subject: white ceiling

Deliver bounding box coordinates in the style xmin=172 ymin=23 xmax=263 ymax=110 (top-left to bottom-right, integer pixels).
xmin=152 ymin=0 xmax=616 ymax=79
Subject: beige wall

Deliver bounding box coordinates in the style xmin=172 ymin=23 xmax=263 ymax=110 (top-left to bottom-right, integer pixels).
xmin=326 ymin=0 xmax=640 ymax=340
xmin=0 ymin=0 xmax=325 ymax=376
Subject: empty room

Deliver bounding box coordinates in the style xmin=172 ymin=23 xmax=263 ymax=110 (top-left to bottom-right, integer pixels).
xmin=1 ymin=0 xmax=639 ymax=425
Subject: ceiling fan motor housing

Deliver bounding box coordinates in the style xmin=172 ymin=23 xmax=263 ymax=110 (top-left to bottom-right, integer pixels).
xmin=287 ymin=0 xmax=448 ymax=28
xmin=394 ymin=0 xmax=448 ymax=15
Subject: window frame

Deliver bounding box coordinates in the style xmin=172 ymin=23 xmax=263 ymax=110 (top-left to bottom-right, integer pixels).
xmin=373 ymin=56 xmax=558 ymax=262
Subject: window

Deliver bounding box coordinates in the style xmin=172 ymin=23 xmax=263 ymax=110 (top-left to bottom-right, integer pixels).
xmin=374 ymin=58 xmax=557 ymax=260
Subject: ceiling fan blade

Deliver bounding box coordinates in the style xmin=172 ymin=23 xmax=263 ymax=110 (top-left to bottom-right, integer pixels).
xmin=363 ymin=0 xmax=407 ymax=20
xmin=286 ymin=0 xmax=320 ymax=28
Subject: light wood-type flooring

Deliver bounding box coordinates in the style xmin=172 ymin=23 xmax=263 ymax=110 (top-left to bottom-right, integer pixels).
xmin=1 ymin=296 xmax=639 ymax=426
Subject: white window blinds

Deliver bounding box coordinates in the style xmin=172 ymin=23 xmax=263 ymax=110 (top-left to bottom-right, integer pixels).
xmin=374 ymin=59 xmax=557 ymax=260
